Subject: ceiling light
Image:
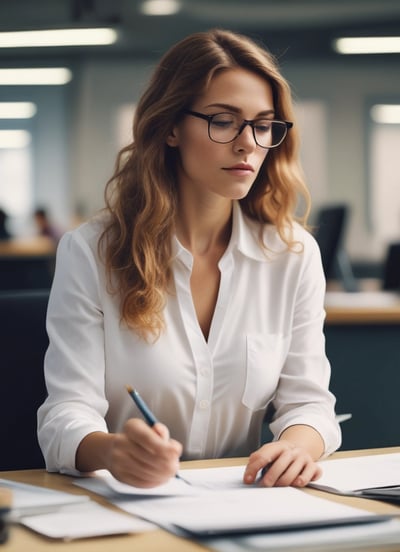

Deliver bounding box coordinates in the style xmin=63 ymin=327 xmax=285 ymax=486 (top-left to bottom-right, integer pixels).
xmin=0 ymin=102 xmax=37 ymax=118
xmin=140 ymin=0 xmax=181 ymax=16
xmin=0 ymin=129 xmax=31 ymax=148
xmin=0 ymin=28 xmax=118 ymax=48
xmin=0 ymin=68 xmax=72 ymax=85
xmin=333 ymin=36 xmax=400 ymax=54
xmin=370 ymin=105 xmax=400 ymax=124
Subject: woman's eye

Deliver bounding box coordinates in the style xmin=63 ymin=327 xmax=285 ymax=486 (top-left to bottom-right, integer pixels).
xmin=255 ymin=121 xmax=272 ymax=133
xmin=212 ymin=115 xmax=235 ymax=126
xmin=212 ymin=120 xmax=233 ymax=128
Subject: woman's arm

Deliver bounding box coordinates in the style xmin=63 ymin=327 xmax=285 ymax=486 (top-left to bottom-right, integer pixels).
xmin=244 ymin=232 xmax=341 ymax=488
xmin=37 ymin=228 xmax=182 ymax=486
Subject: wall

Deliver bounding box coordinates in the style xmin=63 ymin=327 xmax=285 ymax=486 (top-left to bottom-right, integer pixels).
xmin=283 ymin=57 xmax=400 ymax=261
xmin=68 ymin=59 xmax=155 ymax=217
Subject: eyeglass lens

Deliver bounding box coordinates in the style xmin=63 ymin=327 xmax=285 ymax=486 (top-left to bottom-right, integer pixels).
xmin=209 ymin=113 xmax=288 ymax=148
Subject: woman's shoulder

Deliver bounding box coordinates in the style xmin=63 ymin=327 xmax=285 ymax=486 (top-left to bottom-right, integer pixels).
xmin=58 ymin=212 xmax=108 ymax=258
xmin=259 ymin=219 xmax=318 ymax=253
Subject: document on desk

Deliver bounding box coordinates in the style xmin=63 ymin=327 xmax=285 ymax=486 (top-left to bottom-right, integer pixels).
xmin=116 ymin=486 xmax=387 ymax=537
xmin=206 ymin=518 xmax=400 ymax=552
xmin=309 ymin=452 xmax=400 ymax=501
xmin=19 ymin=501 xmax=155 ymax=540
xmin=0 ymin=478 xmax=156 ymax=540
xmin=75 ymin=468 xmax=198 ymax=497
xmin=75 ymin=466 xmax=389 ymax=537
xmin=0 ymin=478 xmax=90 ymax=519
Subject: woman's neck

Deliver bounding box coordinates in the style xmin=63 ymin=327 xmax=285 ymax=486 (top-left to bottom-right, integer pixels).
xmin=175 ymin=197 xmax=233 ymax=256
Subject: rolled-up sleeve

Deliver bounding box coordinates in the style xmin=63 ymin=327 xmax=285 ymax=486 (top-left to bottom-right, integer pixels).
xmin=269 ymin=234 xmax=342 ymax=456
xmin=37 ymin=229 xmax=108 ymax=475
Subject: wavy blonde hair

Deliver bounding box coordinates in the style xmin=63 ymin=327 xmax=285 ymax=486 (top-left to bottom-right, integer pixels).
xmin=99 ymin=28 xmax=310 ymax=339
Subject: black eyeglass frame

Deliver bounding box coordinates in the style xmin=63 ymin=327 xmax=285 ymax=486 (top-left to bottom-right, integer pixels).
xmin=183 ymin=109 xmax=293 ymax=149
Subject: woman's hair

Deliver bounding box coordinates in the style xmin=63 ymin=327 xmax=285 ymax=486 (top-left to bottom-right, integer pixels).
xmin=99 ymin=28 xmax=310 ymax=339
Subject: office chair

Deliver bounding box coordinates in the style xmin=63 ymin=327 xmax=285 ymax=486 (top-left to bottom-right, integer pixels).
xmin=0 ymin=289 xmax=49 ymax=470
xmin=0 ymin=254 xmax=55 ymax=291
xmin=382 ymin=242 xmax=400 ymax=291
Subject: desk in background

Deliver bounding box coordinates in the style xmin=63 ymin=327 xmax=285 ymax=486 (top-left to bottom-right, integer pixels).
xmin=0 ymin=237 xmax=56 ymax=290
xmin=1 ymin=448 xmax=400 ymax=552
xmin=325 ymin=290 xmax=400 ymax=324
xmin=324 ymin=291 xmax=400 ymax=451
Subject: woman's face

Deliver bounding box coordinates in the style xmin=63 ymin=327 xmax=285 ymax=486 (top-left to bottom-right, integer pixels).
xmin=167 ymin=67 xmax=274 ymax=201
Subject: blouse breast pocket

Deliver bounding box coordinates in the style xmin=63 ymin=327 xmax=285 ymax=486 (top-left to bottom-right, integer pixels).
xmin=241 ymin=333 xmax=290 ymax=411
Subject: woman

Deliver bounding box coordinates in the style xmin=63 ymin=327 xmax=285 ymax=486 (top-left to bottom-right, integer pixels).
xmin=38 ymin=29 xmax=341 ymax=489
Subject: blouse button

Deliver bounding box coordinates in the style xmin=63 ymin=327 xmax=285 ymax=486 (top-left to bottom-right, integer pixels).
xmin=199 ymin=399 xmax=210 ymax=409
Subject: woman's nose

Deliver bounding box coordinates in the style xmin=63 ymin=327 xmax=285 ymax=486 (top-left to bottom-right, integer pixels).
xmin=233 ymin=123 xmax=257 ymax=151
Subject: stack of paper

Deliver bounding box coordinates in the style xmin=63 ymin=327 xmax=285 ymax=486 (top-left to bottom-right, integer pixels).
xmin=19 ymin=502 xmax=154 ymax=540
xmin=0 ymin=478 xmax=154 ymax=540
xmin=0 ymin=478 xmax=90 ymax=518
xmin=74 ymin=464 xmax=400 ymax=547
xmin=310 ymin=452 xmax=400 ymax=502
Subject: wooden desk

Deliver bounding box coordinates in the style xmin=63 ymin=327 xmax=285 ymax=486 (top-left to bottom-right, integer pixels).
xmin=325 ymin=291 xmax=400 ymax=324
xmin=323 ymin=291 xmax=400 ymax=450
xmin=1 ymin=448 xmax=400 ymax=551
xmin=0 ymin=237 xmax=56 ymax=257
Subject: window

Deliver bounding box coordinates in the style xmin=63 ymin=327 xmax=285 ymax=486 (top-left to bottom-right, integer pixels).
xmin=369 ymin=103 xmax=400 ymax=242
xmin=0 ymin=130 xmax=33 ymax=235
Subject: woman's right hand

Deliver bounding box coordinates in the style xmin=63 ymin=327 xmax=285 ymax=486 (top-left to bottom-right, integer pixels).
xmin=106 ymin=418 xmax=183 ymax=488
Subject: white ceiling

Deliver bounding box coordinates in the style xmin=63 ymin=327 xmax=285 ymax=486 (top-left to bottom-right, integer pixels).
xmin=0 ymin=0 xmax=399 ymax=61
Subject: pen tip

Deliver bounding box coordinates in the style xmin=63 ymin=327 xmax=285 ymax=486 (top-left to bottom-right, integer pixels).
xmin=125 ymin=384 xmax=133 ymax=393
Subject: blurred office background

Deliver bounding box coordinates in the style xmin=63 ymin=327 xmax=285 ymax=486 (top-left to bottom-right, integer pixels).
xmin=0 ymin=0 xmax=399 ymax=270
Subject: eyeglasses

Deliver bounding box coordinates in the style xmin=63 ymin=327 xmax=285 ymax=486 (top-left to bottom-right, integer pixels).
xmin=183 ymin=109 xmax=293 ymax=149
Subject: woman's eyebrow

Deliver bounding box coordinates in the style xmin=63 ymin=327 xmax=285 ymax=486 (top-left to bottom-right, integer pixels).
xmin=204 ymin=103 xmax=275 ymax=117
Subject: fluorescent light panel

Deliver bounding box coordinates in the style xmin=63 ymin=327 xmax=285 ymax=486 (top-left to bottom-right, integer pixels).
xmin=370 ymin=105 xmax=400 ymax=124
xmin=0 ymin=102 xmax=37 ymax=118
xmin=0 ymin=129 xmax=31 ymax=148
xmin=0 ymin=68 xmax=72 ymax=85
xmin=0 ymin=28 xmax=118 ymax=48
xmin=140 ymin=0 xmax=181 ymax=15
xmin=334 ymin=36 xmax=400 ymax=54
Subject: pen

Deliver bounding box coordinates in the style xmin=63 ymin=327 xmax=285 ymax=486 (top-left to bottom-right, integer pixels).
xmin=125 ymin=385 xmax=159 ymax=426
xmin=125 ymin=385 xmax=190 ymax=485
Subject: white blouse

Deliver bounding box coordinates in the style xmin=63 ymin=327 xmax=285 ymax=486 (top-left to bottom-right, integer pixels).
xmin=37 ymin=202 xmax=341 ymax=475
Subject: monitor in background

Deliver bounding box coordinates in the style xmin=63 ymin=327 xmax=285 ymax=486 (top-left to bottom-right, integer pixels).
xmin=313 ymin=204 xmax=358 ymax=292
xmin=382 ymin=242 xmax=400 ymax=291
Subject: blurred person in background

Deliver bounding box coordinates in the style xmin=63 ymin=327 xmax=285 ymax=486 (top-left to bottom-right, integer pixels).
xmin=34 ymin=207 xmax=63 ymax=244
xmin=0 ymin=207 xmax=11 ymax=240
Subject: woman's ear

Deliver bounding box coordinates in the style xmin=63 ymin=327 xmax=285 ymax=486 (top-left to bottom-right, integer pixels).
xmin=166 ymin=126 xmax=179 ymax=147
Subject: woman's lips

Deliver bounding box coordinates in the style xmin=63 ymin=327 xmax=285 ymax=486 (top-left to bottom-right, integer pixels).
xmin=223 ymin=164 xmax=254 ymax=176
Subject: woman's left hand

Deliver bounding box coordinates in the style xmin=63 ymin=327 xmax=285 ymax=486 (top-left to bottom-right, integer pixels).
xmin=243 ymin=440 xmax=322 ymax=487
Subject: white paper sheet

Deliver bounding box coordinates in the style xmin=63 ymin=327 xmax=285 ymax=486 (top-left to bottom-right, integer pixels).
xmin=310 ymin=452 xmax=400 ymax=494
xmin=206 ymin=518 xmax=400 ymax=552
xmin=75 ymin=469 xmax=198 ymax=497
xmin=110 ymin=486 xmax=378 ymax=536
xmin=179 ymin=465 xmax=248 ymax=489
xmin=0 ymin=478 xmax=89 ymax=519
xmin=74 ymin=465 xmax=248 ymax=498
xmin=20 ymin=501 xmax=155 ymax=540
